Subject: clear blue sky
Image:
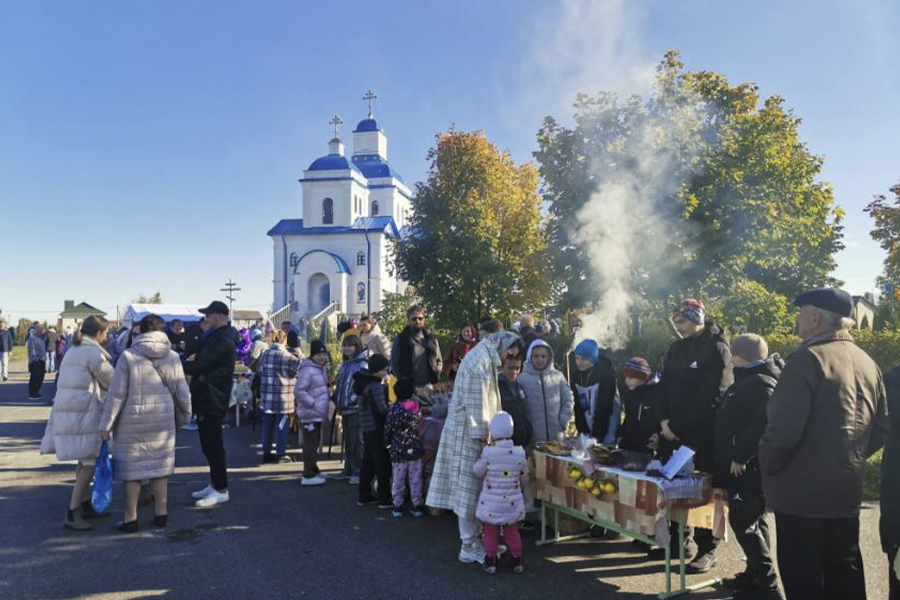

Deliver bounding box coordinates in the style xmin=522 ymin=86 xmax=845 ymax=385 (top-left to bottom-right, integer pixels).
xmin=1 ymin=0 xmax=898 ymax=325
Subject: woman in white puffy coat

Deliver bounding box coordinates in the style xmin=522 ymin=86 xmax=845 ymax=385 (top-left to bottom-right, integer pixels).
xmin=41 ymin=315 xmax=115 ymax=531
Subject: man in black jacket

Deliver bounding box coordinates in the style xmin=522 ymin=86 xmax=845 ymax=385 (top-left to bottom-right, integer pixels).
xmin=881 ymin=365 xmax=900 ymax=600
xmin=713 ymin=334 xmax=783 ymax=599
xmin=659 ymin=298 xmax=733 ymax=572
xmin=183 ymin=301 xmax=239 ymax=508
xmin=390 ymin=305 xmax=442 ymax=387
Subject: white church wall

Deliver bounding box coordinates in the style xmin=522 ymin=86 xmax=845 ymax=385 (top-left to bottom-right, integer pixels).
xmin=353 ymin=130 xmax=387 ymax=158
xmin=301 ymin=176 xmax=366 ymax=227
xmin=273 ymin=236 xmax=288 ymax=308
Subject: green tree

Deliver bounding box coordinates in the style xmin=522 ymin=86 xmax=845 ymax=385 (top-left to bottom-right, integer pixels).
xmin=534 ymin=51 xmax=844 ymax=314
xmin=865 ymin=181 xmax=900 ymax=288
xmin=713 ymin=278 xmax=795 ymax=335
xmin=393 ymin=129 xmax=555 ymax=329
xmin=133 ymin=292 xmax=163 ymax=304
xmin=15 ymin=318 xmax=32 ymax=345
xmin=371 ymin=288 xmax=422 ymax=338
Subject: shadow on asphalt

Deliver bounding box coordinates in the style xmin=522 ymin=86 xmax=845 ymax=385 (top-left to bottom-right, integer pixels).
xmin=0 ymin=375 xmax=887 ymax=600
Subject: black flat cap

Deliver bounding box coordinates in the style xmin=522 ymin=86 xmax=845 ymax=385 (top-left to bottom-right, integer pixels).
xmin=792 ymin=288 xmax=853 ymax=318
xmin=199 ymin=300 xmax=229 ymax=316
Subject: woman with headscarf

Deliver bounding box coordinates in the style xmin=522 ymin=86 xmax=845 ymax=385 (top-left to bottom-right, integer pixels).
xmin=426 ymin=330 xmax=523 ymax=565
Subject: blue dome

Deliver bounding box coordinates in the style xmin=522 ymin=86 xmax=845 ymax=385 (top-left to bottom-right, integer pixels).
xmin=354 ymin=118 xmax=379 ymax=132
xmin=352 ymin=154 xmax=405 ymax=184
xmin=308 ymin=154 xmax=354 ymax=172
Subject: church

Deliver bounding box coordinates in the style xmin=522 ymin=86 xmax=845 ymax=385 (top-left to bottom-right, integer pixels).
xmin=268 ymin=93 xmax=412 ymax=320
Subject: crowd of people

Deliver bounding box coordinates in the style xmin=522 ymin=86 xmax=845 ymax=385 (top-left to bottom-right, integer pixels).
xmin=28 ymin=288 xmax=898 ymax=600
xmin=0 ymin=318 xmax=71 ymax=397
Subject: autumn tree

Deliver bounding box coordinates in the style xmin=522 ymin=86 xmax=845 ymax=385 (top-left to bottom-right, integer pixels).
xmin=535 ymin=52 xmax=844 ymax=330
xmin=393 ymin=129 xmax=554 ymax=329
xmin=865 ymin=180 xmax=900 ymax=329
xmin=865 ymin=181 xmax=900 ymax=287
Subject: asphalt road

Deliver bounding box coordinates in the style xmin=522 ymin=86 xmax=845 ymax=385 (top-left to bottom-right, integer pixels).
xmin=0 ymin=361 xmax=889 ymax=600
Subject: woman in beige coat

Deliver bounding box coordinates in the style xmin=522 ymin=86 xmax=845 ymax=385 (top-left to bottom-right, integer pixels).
xmin=99 ymin=315 xmax=191 ymax=532
xmin=40 ymin=315 xmax=115 ymax=531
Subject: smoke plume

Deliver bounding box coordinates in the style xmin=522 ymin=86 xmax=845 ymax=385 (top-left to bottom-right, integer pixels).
xmin=519 ymin=0 xmax=706 ymax=349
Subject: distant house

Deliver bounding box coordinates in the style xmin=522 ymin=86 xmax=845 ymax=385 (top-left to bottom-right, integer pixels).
xmin=851 ymin=293 xmax=876 ymax=330
xmin=59 ymin=300 xmax=107 ymax=333
xmin=232 ymin=309 xmax=265 ymax=330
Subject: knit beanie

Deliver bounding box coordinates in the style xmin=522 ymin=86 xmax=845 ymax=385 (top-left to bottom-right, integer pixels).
xmin=287 ymin=331 xmax=300 ymax=349
xmin=393 ymin=375 xmax=416 ymax=400
xmin=310 ymin=339 xmax=328 ymax=357
xmin=673 ymin=298 xmax=706 ymax=325
xmin=731 ymin=334 xmax=768 ymax=363
xmin=623 ymin=356 xmax=653 ymax=381
xmin=573 ymin=339 xmax=600 ymax=365
xmin=368 ymin=353 xmax=390 ymax=374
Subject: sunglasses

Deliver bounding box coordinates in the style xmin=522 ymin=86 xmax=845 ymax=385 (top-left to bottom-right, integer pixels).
xmin=410 ymin=316 xmax=425 ymax=322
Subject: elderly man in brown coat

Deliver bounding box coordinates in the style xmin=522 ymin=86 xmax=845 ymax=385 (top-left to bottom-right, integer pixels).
xmin=759 ymin=288 xmax=890 ymax=600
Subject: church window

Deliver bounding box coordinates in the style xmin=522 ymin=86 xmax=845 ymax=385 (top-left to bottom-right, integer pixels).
xmin=371 ymin=200 xmax=379 ymax=216
xmin=357 ymin=251 xmax=366 ymax=266
xmin=323 ymin=198 xmax=334 ymax=224
xmin=289 ymin=252 xmax=299 ymax=268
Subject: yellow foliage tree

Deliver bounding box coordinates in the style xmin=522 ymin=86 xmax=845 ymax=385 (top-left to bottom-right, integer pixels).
xmin=393 ymin=129 xmax=554 ymax=328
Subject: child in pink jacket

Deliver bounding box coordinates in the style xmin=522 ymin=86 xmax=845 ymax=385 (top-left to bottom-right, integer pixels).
xmin=294 ymin=340 xmax=331 ymax=486
xmin=473 ymin=411 xmax=528 ymax=574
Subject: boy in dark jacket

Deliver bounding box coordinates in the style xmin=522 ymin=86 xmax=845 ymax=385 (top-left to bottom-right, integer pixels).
xmin=617 ymin=357 xmax=661 ymax=454
xmin=713 ymin=334 xmax=782 ymax=599
xmin=498 ymin=357 xmax=534 ymax=449
xmin=658 ymin=298 xmax=733 ymax=571
xmin=569 ymin=339 xmax=620 ymax=445
xmin=352 ymin=353 xmax=391 ymax=508
xmin=384 ymin=377 xmax=425 ymax=518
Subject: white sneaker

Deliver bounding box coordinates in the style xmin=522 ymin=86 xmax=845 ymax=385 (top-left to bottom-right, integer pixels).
xmin=301 ymin=476 xmax=326 ymax=486
xmin=181 ymin=422 xmax=199 ymax=431
xmin=191 ymin=485 xmax=215 ymax=499
xmin=194 ymin=489 xmax=229 ymax=508
xmin=458 ymin=542 xmax=486 ymax=564
xmin=348 ymin=476 xmax=360 ymax=485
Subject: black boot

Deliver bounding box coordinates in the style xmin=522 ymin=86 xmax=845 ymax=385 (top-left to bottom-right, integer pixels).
xmin=64 ymin=508 xmax=93 ymax=531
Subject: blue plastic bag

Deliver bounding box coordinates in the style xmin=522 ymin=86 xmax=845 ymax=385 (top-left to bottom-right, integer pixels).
xmin=91 ymin=440 xmax=113 ymax=514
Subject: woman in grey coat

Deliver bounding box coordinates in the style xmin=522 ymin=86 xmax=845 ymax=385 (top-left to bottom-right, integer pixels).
xmin=99 ymin=315 xmax=191 ymax=532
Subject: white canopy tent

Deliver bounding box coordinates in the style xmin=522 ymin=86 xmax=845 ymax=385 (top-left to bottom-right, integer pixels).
xmin=122 ymin=304 xmax=204 ymax=327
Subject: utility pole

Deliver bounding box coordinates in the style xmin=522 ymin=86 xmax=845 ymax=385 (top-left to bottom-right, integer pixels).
xmin=220 ymin=279 xmax=241 ymax=321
